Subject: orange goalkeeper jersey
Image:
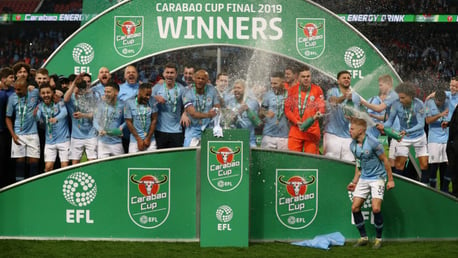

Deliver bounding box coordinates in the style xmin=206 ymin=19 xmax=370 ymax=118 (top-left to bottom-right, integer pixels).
xmin=285 ymin=84 xmax=325 ymax=140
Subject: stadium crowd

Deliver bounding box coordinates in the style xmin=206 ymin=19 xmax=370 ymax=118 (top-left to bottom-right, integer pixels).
xmin=314 ymin=0 xmax=452 ymax=14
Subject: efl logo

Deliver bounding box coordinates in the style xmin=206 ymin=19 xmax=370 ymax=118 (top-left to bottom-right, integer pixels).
xmin=62 ymin=171 xmax=97 ymax=224
xmin=128 ymin=168 xmax=170 ymax=229
xmin=344 ymin=46 xmax=366 ymax=79
xmin=72 ymin=43 xmax=94 ymax=65
xmin=296 ymin=18 xmax=325 ymax=60
xmin=72 ymin=42 xmax=94 ymax=75
xmin=114 ymin=16 xmax=144 ymax=58
xmin=276 ymin=169 xmax=318 ymax=230
xmin=216 ymin=205 xmax=233 ymax=231
xmin=207 ymin=141 xmax=243 ymax=192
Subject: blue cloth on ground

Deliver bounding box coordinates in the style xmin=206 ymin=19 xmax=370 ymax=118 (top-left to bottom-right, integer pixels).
xmin=291 ymin=232 xmax=345 ymax=250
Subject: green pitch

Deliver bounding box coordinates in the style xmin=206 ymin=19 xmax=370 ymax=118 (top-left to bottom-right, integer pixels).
xmin=1 ymin=240 xmax=457 ymax=257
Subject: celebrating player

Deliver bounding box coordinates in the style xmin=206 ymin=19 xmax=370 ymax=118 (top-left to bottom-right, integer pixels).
xmin=348 ymin=117 xmax=395 ymax=249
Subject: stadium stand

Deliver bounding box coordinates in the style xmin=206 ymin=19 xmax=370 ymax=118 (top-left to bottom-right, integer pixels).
xmin=0 ymin=0 xmax=456 ymax=93
xmin=314 ymin=0 xmax=453 ymax=14
xmin=0 ymin=0 xmax=41 ymax=13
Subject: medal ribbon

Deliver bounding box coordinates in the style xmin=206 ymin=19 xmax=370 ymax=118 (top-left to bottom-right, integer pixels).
xmin=104 ymin=101 xmax=118 ymax=130
xmin=276 ymin=90 xmax=287 ymax=121
xmin=74 ymin=95 xmax=83 ymax=128
xmin=404 ymin=101 xmax=414 ymax=128
xmin=44 ymin=103 xmax=54 ymax=137
xmin=298 ymin=87 xmax=310 ymax=118
xmin=193 ymin=84 xmax=207 ymax=112
xmin=165 ymin=83 xmax=178 ymax=112
xmin=18 ymin=93 xmax=28 ymax=130
xmin=136 ymin=97 xmax=148 ymax=133
xmin=353 ymin=136 xmax=366 ymax=170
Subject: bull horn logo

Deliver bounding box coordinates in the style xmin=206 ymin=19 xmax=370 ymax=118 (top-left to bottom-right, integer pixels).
xmin=278 ymin=175 xmax=315 ymax=197
xmin=298 ymin=23 xmax=323 ymax=38
xmin=210 ymin=146 xmax=241 ymax=164
xmin=130 ymin=174 xmax=168 ymax=196
xmin=117 ymin=20 xmax=142 ymax=36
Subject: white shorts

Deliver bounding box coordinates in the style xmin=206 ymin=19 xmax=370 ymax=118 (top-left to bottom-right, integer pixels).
xmin=388 ymin=138 xmax=400 ymax=160
xmin=428 ymin=142 xmax=448 ymax=163
xmin=395 ymin=134 xmax=428 ymax=158
xmin=11 ymin=134 xmax=40 ymax=158
xmin=69 ymin=137 xmax=98 ymax=160
xmin=323 ymin=133 xmax=354 ymax=162
xmin=353 ymin=178 xmax=386 ymax=200
xmin=261 ymin=135 xmax=288 ymax=150
xmin=45 ymin=141 xmax=70 ymax=162
xmin=97 ymin=141 xmax=124 ymax=159
xmin=189 ymin=137 xmax=201 ymax=147
xmin=128 ymin=140 xmax=157 ymax=153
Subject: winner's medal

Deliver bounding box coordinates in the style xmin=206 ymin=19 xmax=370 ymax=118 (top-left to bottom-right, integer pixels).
xmin=45 ymin=104 xmax=54 ymax=140
xmin=136 ymin=97 xmax=149 ymax=139
xmin=18 ymin=94 xmax=28 ymax=132
xmin=276 ymin=90 xmax=287 ymax=124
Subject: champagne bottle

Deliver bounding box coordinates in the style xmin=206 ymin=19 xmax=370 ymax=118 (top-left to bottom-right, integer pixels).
xmin=343 ymin=98 xmax=355 ymax=117
xmin=247 ymin=109 xmax=262 ymax=127
xmin=383 ymin=127 xmax=402 ymax=141
xmin=106 ymin=128 xmax=123 ymax=136
xmin=299 ymin=117 xmax=315 ymax=132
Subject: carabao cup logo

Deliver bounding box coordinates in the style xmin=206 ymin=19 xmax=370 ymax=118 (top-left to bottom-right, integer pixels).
xmin=114 ymin=16 xmax=144 ymax=58
xmin=296 ymin=18 xmax=325 ymax=60
xmin=276 ymin=169 xmax=318 ymax=230
xmin=128 ymin=168 xmax=170 ymax=229
xmin=207 ymin=141 xmax=243 ymax=192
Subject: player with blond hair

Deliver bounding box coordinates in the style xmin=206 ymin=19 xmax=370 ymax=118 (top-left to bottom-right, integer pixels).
xmin=348 ymin=117 xmax=395 ymax=249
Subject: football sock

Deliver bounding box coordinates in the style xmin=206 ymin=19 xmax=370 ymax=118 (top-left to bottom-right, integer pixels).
xmin=428 ymin=164 xmax=438 ymax=188
xmin=29 ymin=162 xmax=39 ymax=177
xmin=442 ymin=176 xmax=451 ymax=192
xmin=439 ymin=163 xmax=448 ymax=191
xmin=15 ymin=161 xmax=25 ymax=181
xmin=353 ymin=211 xmax=367 ymax=237
xmin=374 ymin=212 xmax=383 ymax=239
xmin=420 ymin=169 xmax=429 ymax=183
xmin=392 ymin=167 xmax=401 ymax=175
